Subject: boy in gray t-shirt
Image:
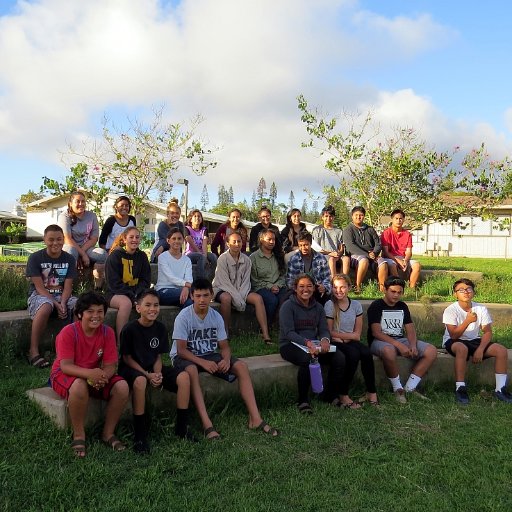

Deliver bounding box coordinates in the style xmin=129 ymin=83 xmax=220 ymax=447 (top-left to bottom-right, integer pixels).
xmin=171 ymin=278 xmax=279 ymax=440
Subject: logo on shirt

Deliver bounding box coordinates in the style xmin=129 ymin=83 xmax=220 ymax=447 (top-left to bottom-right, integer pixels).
xmin=150 ymin=337 xmax=159 ymax=349
xmin=380 ymin=310 xmax=404 ymax=337
xmin=97 ymin=348 xmax=103 ymax=358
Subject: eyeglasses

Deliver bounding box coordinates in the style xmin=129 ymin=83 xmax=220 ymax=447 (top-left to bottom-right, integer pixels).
xmin=455 ymin=287 xmax=473 ymax=294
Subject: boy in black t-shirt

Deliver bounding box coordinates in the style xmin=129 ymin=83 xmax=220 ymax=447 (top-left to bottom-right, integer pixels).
xmin=367 ymin=277 xmax=437 ymax=403
xmin=26 ymin=224 xmax=77 ymax=368
xmin=118 ymin=289 xmax=196 ymax=453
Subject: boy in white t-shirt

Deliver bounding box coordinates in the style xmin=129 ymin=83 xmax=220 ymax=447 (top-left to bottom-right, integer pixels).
xmin=442 ymin=278 xmax=512 ymax=405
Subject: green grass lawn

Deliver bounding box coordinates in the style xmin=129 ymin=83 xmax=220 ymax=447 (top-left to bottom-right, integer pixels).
xmin=1 ymin=358 xmax=512 ymax=512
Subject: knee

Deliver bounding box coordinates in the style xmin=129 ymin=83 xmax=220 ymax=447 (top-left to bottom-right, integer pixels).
xmin=495 ymin=344 xmax=508 ymax=359
xmin=70 ymin=378 xmax=89 ymax=400
xmin=233 ymin=360 xmax=248 ymax=375
xmin=133 ymin=375 xmax=147 ymax=392
xmin=425 ymin=345 xmax=438 ymax=361
xmin=381 ymin=345 xmax=396 ymax=361
xmin=112 ymin=379 xmax=130 ymax=399
xmin=185 ymin=365 xmax=199 ymax=379
xmin=177 ymin=371 xmax=191 ymax=388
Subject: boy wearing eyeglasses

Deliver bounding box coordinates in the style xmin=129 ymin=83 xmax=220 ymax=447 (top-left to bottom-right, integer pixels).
xmin=443 ymin=278 xmax=512 ymax=404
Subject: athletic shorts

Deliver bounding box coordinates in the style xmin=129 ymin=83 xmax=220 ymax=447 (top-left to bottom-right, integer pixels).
xmin=50 ymin=369 xmax=124 ymax=400
xmin=28 ymin=291 xmax=77 ymax=320
xmin=370 ymin=337 xmax=432 ymax=359
xmin=118 ymin=365 xmax=182 ymax=393
xmin=350 ymin=254 xmax=387 ymax=269
xmin=172 ymin=353 xmax=238 ymax=382
xmin=444 ymin=338 xmax=494 ymax=360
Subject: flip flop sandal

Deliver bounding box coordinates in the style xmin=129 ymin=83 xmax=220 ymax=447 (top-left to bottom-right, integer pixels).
xmin=368 ymin=400 xmax=381 ymax=407
xmin=340 ymin=401 xmax=362 ymax=410
xmin=28 ymin=355 xmax=49 ymax=369
xmin=252 ymin=420 xmax=279 ymax=437
xmin=298 ymin=402 xmax=313 ymax=415
xmin=263 ymin=339 xmax=274 ymax=346
xmin=204 ymin=426 xmax=221 ymax=440
xmin=103 ymin=435 xmax=126 ymax=452
xmin=70 ymin=439 xmax=86 ymax=458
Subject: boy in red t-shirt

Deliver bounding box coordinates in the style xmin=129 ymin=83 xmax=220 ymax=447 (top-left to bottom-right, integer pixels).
xmin=50 ymin=291 xmax=129 ymax=458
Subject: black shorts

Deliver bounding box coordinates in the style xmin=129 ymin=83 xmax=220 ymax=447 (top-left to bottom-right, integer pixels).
xmin=445 ymin=338 xmax=494 ymax=360
xmin=173 ymin=353 xmax=238 ymax=382
xmin=118 ymin=365 xmax=182 ymax=393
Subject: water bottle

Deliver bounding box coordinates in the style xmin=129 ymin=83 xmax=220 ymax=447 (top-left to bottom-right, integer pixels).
xmin=309 ymin=356 xmax=323 ymax=394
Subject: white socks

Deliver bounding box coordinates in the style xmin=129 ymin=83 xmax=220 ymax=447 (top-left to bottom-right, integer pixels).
xmin=495 ymin=373 xmax=507 ymax=392
xmin=389 ymin=376 xmax=403 ymax=392
xmin=405 ymin=374 xmax=422 ymax=392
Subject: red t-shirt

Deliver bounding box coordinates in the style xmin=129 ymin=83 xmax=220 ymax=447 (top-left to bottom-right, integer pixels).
xmin=51 ymin=321 xmax=118 ymax=374
xmin=380 ymin=227 xmax=412 ymax=258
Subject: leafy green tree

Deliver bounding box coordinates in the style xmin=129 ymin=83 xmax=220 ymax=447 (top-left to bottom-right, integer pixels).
xmin=269 ymin=182 xmax=277 ymax=209
xmin=60 ymin=106 xmax=217 ymax=217
xmin=17 ymin=190 xmax=44 ymax=209
xmin=256 ymin=177 xmax=267 ymax=200
xmin=5 ymin=222 xmax=25 ymax=243
xmin=298 ymin=95 xmax=511 ymax=229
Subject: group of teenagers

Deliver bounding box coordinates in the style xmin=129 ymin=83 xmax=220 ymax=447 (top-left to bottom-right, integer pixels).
xmin=25 ymin=191 xmax=512 ymax=458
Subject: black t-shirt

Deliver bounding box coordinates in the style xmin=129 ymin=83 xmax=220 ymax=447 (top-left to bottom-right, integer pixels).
xmin=366 ymin=298 xmax=412 ymax=345
xmin=119 ymin=319 xmax=169 ymax=371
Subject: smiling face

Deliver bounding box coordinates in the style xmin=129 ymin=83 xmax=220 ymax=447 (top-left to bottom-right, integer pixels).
xmin=227 ymin=232 xmax=243 ymax=255
xmin=115 ymin=199 xmax=131 ymax=217
xmin=167 ymin=206 xmax=181 ymax=225
xmin=136 ymin=293 xmax=160 ymax=324
xmin=191 ymin=211 xmax=203 ymax=228
xmin=322 ymin=211 xmax=335 ymax=228
xmin=80 ymin=304 xmax=105 ymax=336
xmin=290 ymin=211 xmax=301 ymax=226
xmin=167 ymin=231 xmax=184 ymax=252
xmin=259 ymin=210 xmax=271 ymax=227
xmin=69 ymin=193 xmax=86 ymax=216
xmin=295 ymin=276 xmax=315 ymax=305
xmin=123 ymin=228 xmax=141 ymax=253
xmin=44 ymin=229 xmax=64 ymax=258
xmin=229 ymin=210 xmax=241 ymax=228
xmin=332 ymin=278 xmax=349 ymax=301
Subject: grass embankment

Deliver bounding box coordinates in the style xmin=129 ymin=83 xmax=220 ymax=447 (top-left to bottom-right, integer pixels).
xmin=1 ymin=356 xmax=512 ymax=512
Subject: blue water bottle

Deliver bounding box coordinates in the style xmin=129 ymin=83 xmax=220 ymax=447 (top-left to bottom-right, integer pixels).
xmin=309 ymin=356 xmax=323 ymax=394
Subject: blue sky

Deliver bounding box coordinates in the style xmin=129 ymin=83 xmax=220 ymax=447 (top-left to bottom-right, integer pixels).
xmin=1 ymin=0 xmax=511 ymax=213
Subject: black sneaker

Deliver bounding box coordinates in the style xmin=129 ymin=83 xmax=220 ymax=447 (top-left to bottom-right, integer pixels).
xmin=133 ymin=439 xmax=151 ymax=454
xmin=494 ymin=386 xmax=512 ymax=403
xmin=455 ymin=386 xmax=470 ymax=405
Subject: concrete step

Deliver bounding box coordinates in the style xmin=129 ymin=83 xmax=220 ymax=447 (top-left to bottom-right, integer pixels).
xmin=27 ymin=350 xmax=510 ymax=429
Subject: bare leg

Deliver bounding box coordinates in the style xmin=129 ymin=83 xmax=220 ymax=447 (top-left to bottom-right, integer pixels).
xmin=29 ymin=303 xmax=52 ymax=359
xmin=409 ymin=262 xmax=421 ymax=288
xmin=355 ymin=258 xmax=369 ymax=290
xmin=67 ymin=378 xmax=90 ymax=441
xmin=411 ymin=344 xmax=437 ymax=377
xmin=327 ymin=256 xmax=337 ymax=278
xmin=218 ymin=292 xmax=232 ymax=337
xmin=185 ymin=365 xmax=214 ymax=433
xmin=231 ymin=360 xmax=262 ymax=427
xmin=109 ymin=294 xmax=133 ymax=346
xmin=379 ymin=345 xmax=399 ymax=379
xmin=102 ymin=379 xmax=129 ymax=441
xmin=176 ymin=371 xmax=191 ymax=409
xmin=388 ymin=263 xmax=399 ymax=277
xmin=377 ymin=263 xmax=388 ymax=291
xmin=132 ymin=375 xmax=147 ymax=415
xmin=450 ymin=342 xmax=469 ymax=381
xmin=246 ymin=292 xmax=270 ymax=340
xmin=486 ymin=343 xmax=509 ymax=374
xmin=342 ymin=256 xmax=351 ymax=276
xmin=93 ymin=263 xmax=105 ymax=289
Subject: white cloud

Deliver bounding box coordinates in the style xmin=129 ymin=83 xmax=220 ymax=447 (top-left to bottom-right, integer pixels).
xmin=0 ymin=0 xmax=510 ymax=212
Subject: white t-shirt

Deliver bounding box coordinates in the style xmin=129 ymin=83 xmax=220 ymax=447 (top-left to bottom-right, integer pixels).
xmin=170 ymin=305 xmax=227 ymax=360
xmin=442 ymin=301 xmax=492 ymax=346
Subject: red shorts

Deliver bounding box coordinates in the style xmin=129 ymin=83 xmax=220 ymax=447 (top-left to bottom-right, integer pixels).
xmin=51 ymin=369 xmax=125 ymax=401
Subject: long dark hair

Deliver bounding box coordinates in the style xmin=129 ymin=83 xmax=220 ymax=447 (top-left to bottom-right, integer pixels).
xmin=186 ymin=209 xmax=204 ymax=229
xmin=67 ymin=191 xmax=86 ymax=227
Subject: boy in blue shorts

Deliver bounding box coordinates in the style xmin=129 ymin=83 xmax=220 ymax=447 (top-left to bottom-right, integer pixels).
xmin=26 ymin=224 xmax=77 ymax=368
xmin=119 ymin=289 xmax=196 ymax=453
xmin=443 ymin=278 xmax=512 ymax=404
xmin=171 ymin=278 xmax=279 ymax=440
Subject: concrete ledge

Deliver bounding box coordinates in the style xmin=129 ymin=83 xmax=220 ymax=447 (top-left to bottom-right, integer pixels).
xmin=26 ymin=350 xmax=512 ymax=429
xmin=4 ymin=299 xmax=511 ymax=356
